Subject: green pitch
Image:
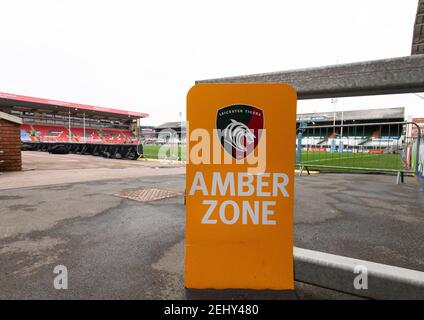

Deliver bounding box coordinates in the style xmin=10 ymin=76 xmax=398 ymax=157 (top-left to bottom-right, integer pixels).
xmin=297 ymin=151 xmax=404 ymax=171
xmin=141 ymin=145 xmax=405 ymax=172
xmin=142 ymin=144 xmax=186 ymax=161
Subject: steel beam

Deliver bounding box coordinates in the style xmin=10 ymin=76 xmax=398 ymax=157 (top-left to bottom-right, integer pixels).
xmin=197 ymin=55 xmax=424 ymax=100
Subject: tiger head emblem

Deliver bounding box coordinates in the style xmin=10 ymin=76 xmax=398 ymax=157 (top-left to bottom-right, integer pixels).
xmin=222 ymin=119 xmax=256 ymax=152
xmin=217 ymin=105 xmax=264 ymax=160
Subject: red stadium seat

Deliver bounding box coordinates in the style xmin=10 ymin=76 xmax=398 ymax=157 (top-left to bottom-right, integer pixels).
xmin=21 ymin=124 xmax=138 ymax=144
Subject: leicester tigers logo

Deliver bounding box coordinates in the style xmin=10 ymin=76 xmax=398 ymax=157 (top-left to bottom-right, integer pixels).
xmin=216 ymin=105 xmax=264 ymax=160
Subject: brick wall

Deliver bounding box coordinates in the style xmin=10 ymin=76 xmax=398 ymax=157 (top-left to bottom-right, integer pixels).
xmin=0 ymin=119 xmax=22 ymax=171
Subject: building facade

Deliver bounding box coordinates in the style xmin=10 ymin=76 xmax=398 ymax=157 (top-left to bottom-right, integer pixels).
xmin=0 ymin=112 xmax=23 ymax=171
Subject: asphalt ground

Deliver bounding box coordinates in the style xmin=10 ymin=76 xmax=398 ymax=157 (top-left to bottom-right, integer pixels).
xmin=0 ymin=152 xmax=422 ymax=299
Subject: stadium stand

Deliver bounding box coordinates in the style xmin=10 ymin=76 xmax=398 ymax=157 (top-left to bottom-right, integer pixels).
xmin=20 ymin=124 xmax=138 ymax=144
xmin=0 ymin=92 xmax=148 ymax=160
xmin=296 ymin=107 xmax=405 ymax=151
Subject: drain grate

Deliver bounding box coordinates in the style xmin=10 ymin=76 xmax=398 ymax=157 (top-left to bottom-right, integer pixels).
xmin=115 ymin=188 xmax=181 ymax=202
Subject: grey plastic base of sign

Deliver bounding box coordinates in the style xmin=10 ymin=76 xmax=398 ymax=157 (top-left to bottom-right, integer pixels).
xmin=185 ymin=288 xmax=298 ymax=300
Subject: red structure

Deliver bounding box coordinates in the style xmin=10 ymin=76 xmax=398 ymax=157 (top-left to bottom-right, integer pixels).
xmin=21 ymin=124 xmax=138 ymax=144
xmin=0 ymin=92 xmax=148 ymax=144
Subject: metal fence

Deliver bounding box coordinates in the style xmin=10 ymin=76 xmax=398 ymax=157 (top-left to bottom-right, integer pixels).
xmin=418 ymin=138 xmax=424 ymax=181
xmin=296 ymin=121 xmax=421 ymax=183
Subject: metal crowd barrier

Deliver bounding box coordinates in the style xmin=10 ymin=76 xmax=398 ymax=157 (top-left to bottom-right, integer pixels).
xmin=296 ymin=121 xmax=421 ymax=183
xmin=21 ymin=142 xmax=143 ymax=160
xmin=418 ymin=139 xmax=424 ymax=179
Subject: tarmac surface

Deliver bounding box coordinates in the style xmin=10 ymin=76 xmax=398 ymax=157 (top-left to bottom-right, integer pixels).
xmin=0 ymin=151 xmax=423 ymax=299
xmin=0 ymin=151 xmax=185 ymax=190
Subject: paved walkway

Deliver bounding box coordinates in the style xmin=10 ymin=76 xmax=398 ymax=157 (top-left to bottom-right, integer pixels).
xmin=0 ymin=151 xmax=185 ymax=190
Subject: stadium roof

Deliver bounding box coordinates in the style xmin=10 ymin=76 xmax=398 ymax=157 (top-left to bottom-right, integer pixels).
xmin=156 ymin=121 xmax=186 ymax=129
xmin=297 ymin=107 xmax=405 ymax=122
xmin=0 ymin=92 xmax=148 ymax=120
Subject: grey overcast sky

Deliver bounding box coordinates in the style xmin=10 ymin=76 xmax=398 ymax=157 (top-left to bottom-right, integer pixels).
xmin=0 ymin=0 xmax=421 ymax=125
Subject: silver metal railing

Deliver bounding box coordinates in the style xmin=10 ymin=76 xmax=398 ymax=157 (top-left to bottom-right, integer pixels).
xmin=295 ymin=122 xmax=421 ymax=183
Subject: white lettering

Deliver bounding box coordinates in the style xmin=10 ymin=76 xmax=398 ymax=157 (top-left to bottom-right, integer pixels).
xmin=189 ymin=171 xmax=291 ymax=226
xmin=201 ymin=200 xmax=218 ymax=224
xmin=242 ymin=201 xmax=259 ymax=224
xmin=257 ymin=173 xmax=271 ymax=196
xmin=190 ymin=171 xmax=290 ymax=198
xmin=53 ymin=265 xmax=68 ymax=290
xmin=238 ymin=173 xmax=254 ymax=196
xmin=353 ymin=265 xmax=368 ymax=290
xmin=219 ymin=200 xmax=239 ymax=225
xmin=189 ymin=172 xmax=208 ymax=196
xmin=211 ymin=172 xmax=235 ymax=196
xmin=262 ymin=201 xmax=276 ymax=225
xmin=273 ymin=173 xmax=289 ymax=197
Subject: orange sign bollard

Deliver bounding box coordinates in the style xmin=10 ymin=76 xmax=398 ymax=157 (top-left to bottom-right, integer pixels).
xmin=186 ymin=84 xmax=297 ymax=292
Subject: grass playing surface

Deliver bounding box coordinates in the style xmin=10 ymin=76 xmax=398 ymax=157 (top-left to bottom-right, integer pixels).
xmin=297 ymin=151 xmax=404 ymax=171
xmin=141 ymin=145 xmax=405 ymax=172
xmin=142 ymin=144 xmax=186 ymax=160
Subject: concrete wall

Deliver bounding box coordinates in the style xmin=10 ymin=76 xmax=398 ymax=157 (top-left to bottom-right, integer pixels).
xmin=0 ymin=119 xmax=22 ymax=171
xmin=197 ymin=56 xmax=424 ymax=100
xmin=412 ymin=0 xmax=424 ymax=55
